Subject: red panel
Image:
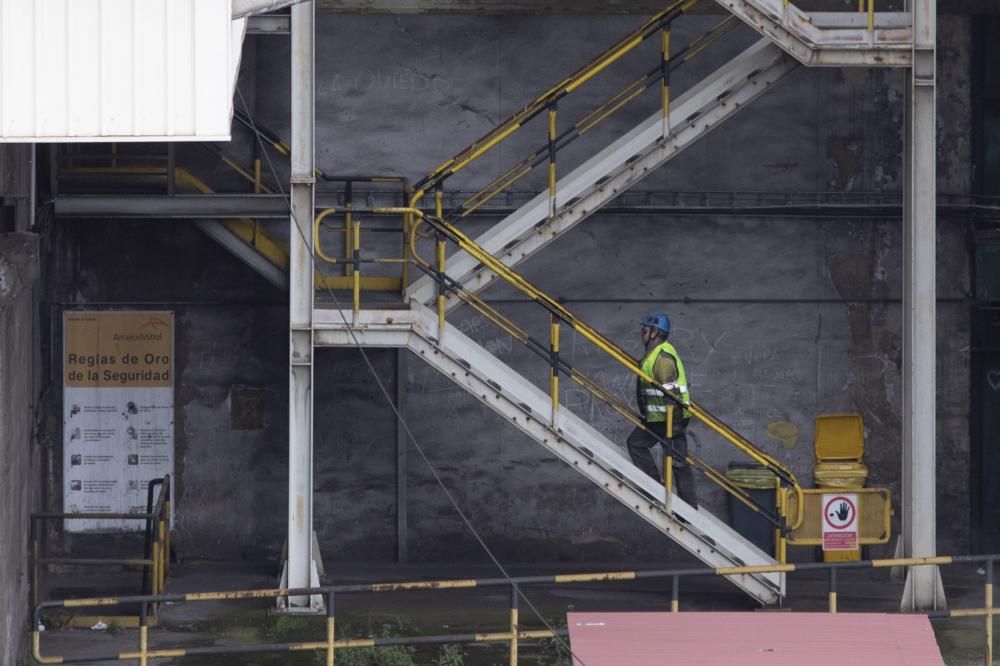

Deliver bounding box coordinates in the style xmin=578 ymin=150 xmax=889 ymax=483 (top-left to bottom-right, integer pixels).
xmin=567 ymin=612 xmax=945 ymax=665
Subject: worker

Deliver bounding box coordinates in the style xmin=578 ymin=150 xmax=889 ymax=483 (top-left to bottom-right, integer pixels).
xmin=627 ymin=312 xmax=698 ymax=508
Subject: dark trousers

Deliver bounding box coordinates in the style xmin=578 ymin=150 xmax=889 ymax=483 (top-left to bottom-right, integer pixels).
xmin=626 ymin=419 xmax=698 ymax=508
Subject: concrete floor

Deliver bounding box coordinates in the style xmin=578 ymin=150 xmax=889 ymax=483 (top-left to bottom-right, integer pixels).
xmin=28 ymin=560 xmax=997 ymax=665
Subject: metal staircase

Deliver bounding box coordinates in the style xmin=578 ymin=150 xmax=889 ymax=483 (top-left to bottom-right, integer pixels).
xmin=314 ymin=302 xmax=784 ymax=605
xmin=249 ymin=4 xmax=811 ymax=605
xmin=51 ymin=1 xmax=921 ymax=607
xmin=717 ymin=0 xmax=913 ymax=66
xmin=303 ymin=1 xmax=916 ymax=605
xmin=406 ymin=38 xmax=797 ymax=310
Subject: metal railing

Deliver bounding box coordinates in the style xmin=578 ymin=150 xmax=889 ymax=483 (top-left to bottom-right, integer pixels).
xmin=408 ymin=1 xmax=736 ymax=222
xmin=304 ymin=199 xmax=806 ymax=539
xmin=32 ymin=552 xmax=999 ymax=665
xmin=388 ymin=205 xmax=806 ymax=534
xmin=31 ymin=476 xmax=172 ymax=627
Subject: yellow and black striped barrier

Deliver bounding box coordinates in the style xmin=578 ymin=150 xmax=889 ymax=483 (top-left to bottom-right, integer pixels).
xmin=33 ymin=553 xmax=1000 ymax=665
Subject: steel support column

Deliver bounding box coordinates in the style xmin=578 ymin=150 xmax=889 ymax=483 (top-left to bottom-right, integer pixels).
xmin=900 ymin=0 xmax=945 ymax=611
xmin=280 ymin=0 xmax=321 ymax=612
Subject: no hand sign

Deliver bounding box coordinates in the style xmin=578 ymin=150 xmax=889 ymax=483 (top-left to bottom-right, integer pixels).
xmin=822 ymin=493 xmax=859 ymax=551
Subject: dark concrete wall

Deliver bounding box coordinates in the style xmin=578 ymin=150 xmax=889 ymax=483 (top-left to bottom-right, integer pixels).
xmin=45 ymin=221 xmax=291 ymax=560
xmin=0 ymin=230 xmax=41 ymax=666
xmin=47 ymin=14 xmax=975 ymax=566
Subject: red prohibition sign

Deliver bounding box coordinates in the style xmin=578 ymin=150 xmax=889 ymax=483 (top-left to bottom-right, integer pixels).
xmin=823 ymin=495 xmax=857 ymax=529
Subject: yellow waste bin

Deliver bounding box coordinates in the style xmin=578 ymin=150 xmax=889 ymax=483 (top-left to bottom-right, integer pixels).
xmin=814 ymin=414 xmax=868 ymax=562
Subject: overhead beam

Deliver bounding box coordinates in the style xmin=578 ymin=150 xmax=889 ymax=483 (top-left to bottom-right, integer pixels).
xmin=54 ymin=195 xmax=289 ymax=218
xmin=310 ymin=0 xmax=931 ymax=13
xmin=247 ymin=15 xmax=291 ymax=34
xmin=233 ymin=0 xmax=309 ymax=18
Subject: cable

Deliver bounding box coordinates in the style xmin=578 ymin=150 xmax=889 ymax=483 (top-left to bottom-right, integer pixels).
xmin=235 ymin=85 xmax=583 ymax=664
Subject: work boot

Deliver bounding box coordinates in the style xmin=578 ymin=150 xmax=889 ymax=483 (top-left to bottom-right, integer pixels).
xmin=673 ymin=465 xmax=698 ymax=510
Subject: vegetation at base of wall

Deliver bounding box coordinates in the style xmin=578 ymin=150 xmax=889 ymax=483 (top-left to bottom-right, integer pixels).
xmin=269 ymin=614 xmax=321 ymax=640
xmin=538 ymin=616 xmax=572 ymax=666
xmin=434 ymin=643 xmax=465 ymax=666
xmin=328 ymin=622 xmax=417 ymax=666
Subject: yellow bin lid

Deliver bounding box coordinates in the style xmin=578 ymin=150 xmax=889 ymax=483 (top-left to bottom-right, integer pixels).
xmin=814 ymin=413 xmax=864 ymax=461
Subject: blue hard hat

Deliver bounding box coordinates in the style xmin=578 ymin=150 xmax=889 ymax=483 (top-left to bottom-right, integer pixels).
xmin=640 ymin=311 xmax=670 ymax=336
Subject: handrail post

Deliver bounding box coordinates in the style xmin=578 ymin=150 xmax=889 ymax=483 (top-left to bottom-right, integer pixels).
xmin=436 ymin=234 xmax=447 ymax=336
xmin=139 ymin=601 xmax=149 ymax=666
xmin=164 ymin=508 xmax=171 ymax=580
xmin=401 ymin=211 xmax=411 ymax=297
xmin=550 ymin=319 xmax=560 ymax=425
xmin=664 ymin=455 xmax=673 ymax=510
xmin=435 ymin=187 xmax=446 ymax=335
xmin=828 ymin=567 xmax=838 ymax=613
xmin=159 ymin=517 xmax=167 ymax=595
xmin=671 ymin=575 xmax=679 ymax=612
xmin=987 ymin=559 xmax=994 ymax=666
xmin=665 ymin=406 xmax=675 ymax=509
xmin=344 ymin=181 xmax=354 ymax=278
xmin=774 ymin=478 xmax=784 ymax=564
xmin=352 ymin=220 xmax=361 ymax=322
xmin=152 ymin=532 xmax=161 ymax=598
xmin=867 ymin=0 xmax=875 ymax=33
xmin=661 ymin=28 xmax=671 ymax=138
xmin=509 ymin=585 xmax=519 ymax=666
xmin=547 ymin=105 xmax=557 ymax=218
xmin=327 ymin=590 xmax=336 ymax=666
xmin=401 ymin=184 xmax=413 ymax=298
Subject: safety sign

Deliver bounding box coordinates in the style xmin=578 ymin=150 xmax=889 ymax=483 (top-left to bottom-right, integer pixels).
xmin=822 ymin=493 xmax=859 ymax=551
xmin=62 ymin=311 xmax=174 ymax=533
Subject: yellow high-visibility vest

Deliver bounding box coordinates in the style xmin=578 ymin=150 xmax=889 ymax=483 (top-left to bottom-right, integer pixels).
xmin=637 ymin=340 xmax=690 ymax=422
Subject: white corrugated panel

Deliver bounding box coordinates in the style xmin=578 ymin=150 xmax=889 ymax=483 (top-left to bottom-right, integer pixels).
xmin=0 ymin=0 xmax=245 ymax=142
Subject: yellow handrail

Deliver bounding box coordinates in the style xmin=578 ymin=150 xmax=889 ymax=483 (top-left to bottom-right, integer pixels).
xmin=410 ymin=0 xmax=699 ymax=205
xmin=389 ymin=206 xmax=805 ymax=529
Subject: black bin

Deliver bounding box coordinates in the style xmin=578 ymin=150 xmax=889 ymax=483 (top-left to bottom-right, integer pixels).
xmin=724 ymin=462 xmax=777 ymax=557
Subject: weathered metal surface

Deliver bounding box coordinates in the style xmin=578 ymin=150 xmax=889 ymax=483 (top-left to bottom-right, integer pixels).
xmin=0 ymin=0 xmax=244 ymax=142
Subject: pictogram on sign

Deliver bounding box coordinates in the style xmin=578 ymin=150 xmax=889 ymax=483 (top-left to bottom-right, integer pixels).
xmin=822 ymin=494 xmax=859 ymax=551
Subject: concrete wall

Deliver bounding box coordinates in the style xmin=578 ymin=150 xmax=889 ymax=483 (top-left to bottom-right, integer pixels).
xmin=45 ymin=220 xmax=289 ymax=560
xmin=0 ymin=230 xmax=41 ymax=666
xmin=46 ymin=13 xmax=975 ymax=565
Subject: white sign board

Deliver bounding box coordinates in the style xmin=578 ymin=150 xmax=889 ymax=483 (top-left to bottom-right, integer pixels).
xmin=63 ymin=311 xmax=174 ymax=532
xmin=822 ymin=493 xmax=859 ymax=551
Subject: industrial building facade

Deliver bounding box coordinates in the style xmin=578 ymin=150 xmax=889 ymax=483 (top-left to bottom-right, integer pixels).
xmin=2 ymin=0 xmax=1000 ymax=662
